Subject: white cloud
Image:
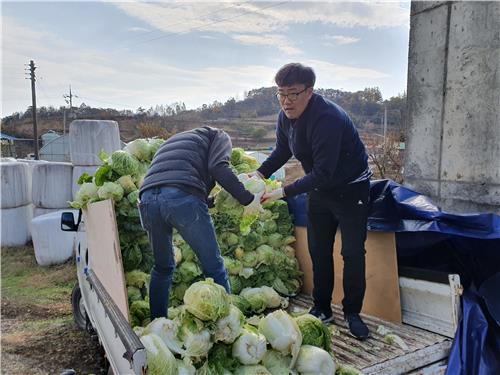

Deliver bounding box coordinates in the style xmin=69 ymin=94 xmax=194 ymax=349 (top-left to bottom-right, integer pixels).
xmin=112 ymin=1 xmax=409 ymax=43
xmin=1 ymin=16 xmax=277 ymax=112
xmin=129 ymin=26 xmax=150 ymax=33
xmin=1 ymin=2 xmax=407 ymax=116
xmin=305 ymin=59 xmax=389 ymax=81
xmin=232 ymin=34 xmax=301 ymax=55
xmin=323 ymin=35 xmax=360 ymax=45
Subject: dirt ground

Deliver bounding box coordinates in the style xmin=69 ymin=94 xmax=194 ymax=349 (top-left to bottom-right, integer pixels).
xmin=1 ymin=246 xmax=106 ymax=375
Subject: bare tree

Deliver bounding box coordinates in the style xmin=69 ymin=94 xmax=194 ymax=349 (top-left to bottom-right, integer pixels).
xmin=368 ymin=132 xmax=404 ymax=183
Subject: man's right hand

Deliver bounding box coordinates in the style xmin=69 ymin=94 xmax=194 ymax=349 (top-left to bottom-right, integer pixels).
xmin=243 ymin=192 xmax=264 ymax=216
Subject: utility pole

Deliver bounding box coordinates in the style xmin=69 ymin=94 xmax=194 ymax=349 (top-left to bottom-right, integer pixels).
xmin=28 ymin=60 xmax=39 ymax=160
xmin=63 ymin=85 xmax=78 ymax=135
xmin=383 ymin=106 xmax=388 ymax=147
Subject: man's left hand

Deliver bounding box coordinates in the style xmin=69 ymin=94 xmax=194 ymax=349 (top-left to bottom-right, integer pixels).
xmin=261 ymin=188 xmax=284 ymax=205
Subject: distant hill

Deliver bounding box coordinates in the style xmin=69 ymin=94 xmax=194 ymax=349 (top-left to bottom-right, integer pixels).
xmin=1 ymin=86 xmax=406 ymax=145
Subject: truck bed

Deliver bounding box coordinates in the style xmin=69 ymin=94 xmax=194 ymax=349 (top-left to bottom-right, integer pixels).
xmin=290 ymin=294 xmax=452 ymax=375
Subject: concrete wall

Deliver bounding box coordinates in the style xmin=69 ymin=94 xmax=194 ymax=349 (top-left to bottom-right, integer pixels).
xmin=405 ymin=1 xmax=500 ymax=214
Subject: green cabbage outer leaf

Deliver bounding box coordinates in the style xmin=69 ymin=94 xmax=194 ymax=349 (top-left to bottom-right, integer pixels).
xmin=176 ymin=261 xmax=202 ymax=283
xmin=295 ymin=314 xmax=332 ymax=353
xmin=94 ymin=164 xmax=114 ymax=186
xmin=231 ymin=148 xmax=245 ymax=165
xmin=122 ymin=242 xmax=142 ymax=272
xmin=140 ymin=333 xmax=178 ymax=375
xmin=130 ymin=300 xmax=150 ymax=327
xmin=125 ymin=270 xmax=149 ymax=289
xmin=206 ymin=343 xmax=240 ymax=373
xmin=127 ymin=286 xmax=142 ymax=304
xmin=229 ymin=294 xmax=252 ymax=316
xmin=183 ymin=279 xmax=230 ymax=322
xmin=229 ymin=275 xmax=244 ymax=295
xmin=224 ymin=257 xmax=244 ymax=276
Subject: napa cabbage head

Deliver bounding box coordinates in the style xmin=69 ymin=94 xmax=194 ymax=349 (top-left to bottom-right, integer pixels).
xmin=258 ymin=310 xmax=302 ymax=368
xmin=232 ymin=325 xmax=267 ymax=365
xmin=295 ymin=314 xmax=332 ymax=352
xmin=70 ymin=182 xmax=98 ymax=209
xmin=117 ymin=175 xmax=137 ymax=194
xmin=110 ymin=150 xmax=140 ymax=176
xmin=215 ymin=304 xmax=244 ymax=344
xmin=240 ymin=287 xmax=268 ymax=314
xmin=125 ymin=139 xmax=151 ymax=161
xmin=140 ymin=333 xmax=178 ymax=375
xmin=183 ymin=278 xmax=230 ymax=321
xmin=149 ymin=138 xmax=165 ymax=159
xmin=261 ymin=350 xmax=291 ymax=375
xmin=294 ymin=345 xmax=336 ymax=375
xmin=143 ymin=317 xmax=185 ymax=356
xmin=97 ymin=181 xmax=124 ymax=201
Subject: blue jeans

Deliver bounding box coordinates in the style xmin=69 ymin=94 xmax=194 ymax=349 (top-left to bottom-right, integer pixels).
xmin=138 ymin=186 xmax=230 ymax=319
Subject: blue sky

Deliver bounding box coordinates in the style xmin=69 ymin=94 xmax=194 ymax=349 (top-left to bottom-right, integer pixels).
xmin=2 ymin=1 xmax=410 ymax=116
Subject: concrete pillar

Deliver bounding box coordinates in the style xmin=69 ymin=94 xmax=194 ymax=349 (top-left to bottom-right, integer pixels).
xmin=405 ymin=1 xmax=500 ymax=214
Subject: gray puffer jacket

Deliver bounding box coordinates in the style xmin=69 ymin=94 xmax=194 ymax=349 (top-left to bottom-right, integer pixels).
xmin=139 ymin=126 xmax=253 ymax=206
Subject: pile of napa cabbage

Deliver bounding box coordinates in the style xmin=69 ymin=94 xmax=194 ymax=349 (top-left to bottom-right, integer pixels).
xmin=135 ymin=279 xmax=343 ymax=375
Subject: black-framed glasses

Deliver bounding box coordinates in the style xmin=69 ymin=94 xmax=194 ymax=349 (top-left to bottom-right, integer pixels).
xmin=276 ymin=87 xmax=309 ymax=102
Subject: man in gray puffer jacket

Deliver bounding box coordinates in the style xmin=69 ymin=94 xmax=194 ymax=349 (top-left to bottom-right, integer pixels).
xmin=139 ymin=126 xmax=260 ymax=319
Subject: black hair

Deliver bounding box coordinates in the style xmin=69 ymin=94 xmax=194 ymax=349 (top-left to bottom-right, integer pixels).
xmin=274 ymin=63 xmax=316 ymax=87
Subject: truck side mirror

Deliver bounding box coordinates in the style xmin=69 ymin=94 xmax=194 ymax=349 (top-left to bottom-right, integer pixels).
xmin=61 ymin=212 xmax=78 ymax=232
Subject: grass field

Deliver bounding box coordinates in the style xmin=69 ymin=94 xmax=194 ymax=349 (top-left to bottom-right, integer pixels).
xmin=1 ymin=245 xmax=105 ymax=374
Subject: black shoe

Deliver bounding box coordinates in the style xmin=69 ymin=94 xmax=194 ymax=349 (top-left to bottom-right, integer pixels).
xmin=309 ymin=306 xmax=335 ymax=324
xmin=345 ymin=313 xmax=369 ymax=340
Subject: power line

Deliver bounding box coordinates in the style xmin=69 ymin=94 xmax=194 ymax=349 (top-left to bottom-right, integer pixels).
xmin=129 ymin=1 xmax=289 ymax=47
xmin=120 ymin=0 xmax=253 ymax=47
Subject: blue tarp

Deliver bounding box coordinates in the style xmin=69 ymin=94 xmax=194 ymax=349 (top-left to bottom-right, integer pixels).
xmin=445 ymin=282 xmax=500 ymax=375
xmin=286 ymin=179 xmax=500 ymax=238
xmin=285 ymin=179 xmax=500 ymax=372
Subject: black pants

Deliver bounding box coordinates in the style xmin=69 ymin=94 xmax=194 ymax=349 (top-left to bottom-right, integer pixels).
xmin=307 ymin=179 xmax=370 ymax=314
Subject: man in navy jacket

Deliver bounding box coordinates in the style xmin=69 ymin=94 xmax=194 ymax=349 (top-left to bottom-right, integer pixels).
xmin=257 ymin=63 xmax=371 ymax=340
xmin=139 ymin=126 xmax=261 ymax=319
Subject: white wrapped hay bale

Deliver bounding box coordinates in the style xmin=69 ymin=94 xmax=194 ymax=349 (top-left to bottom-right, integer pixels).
xmin=72 ymin=165 xmax=98 ymax=199
xmin=32 ymin=162 xmax=73 ymax=208
xmin=0 ymin=204 xmax=32 ymax=246
xmin=69 ymin=120 xmax=121 ymax=165
xmin=1 ymin=162 xmax=30 ymax=208
xmin=17 ymin=159 xmax=49 ymax=205
xmin=31 ymin=210 xmax=79 ymax=266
